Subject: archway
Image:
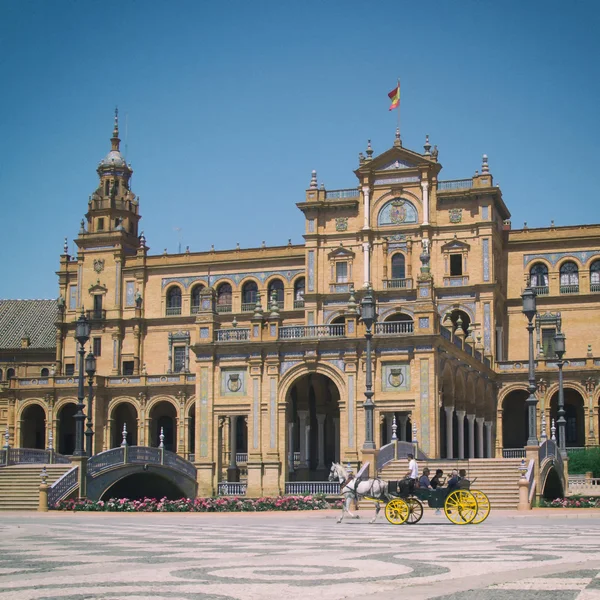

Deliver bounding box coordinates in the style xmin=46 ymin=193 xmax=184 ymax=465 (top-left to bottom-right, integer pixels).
xmin=57 ymin=403 xmax=77 ymax=455
xmin=21 ymin=404 xmax=46 ymax=449
xmin=100 ymin=472 xmax=187 ymax=501
xmin=286 ymin=373 xmax=340 ymax=481
xmin=502 ymin=390 xmax=528 ymax=449
xmin=150 ymin=401 xmax=177 ymax=451
xmin=549 ymin=388 xmax=585 ymax=447
xmin=111 ymin=402 xmax=138 ymax=448
xmin=446 ymin=309 xmax=471 ymax=335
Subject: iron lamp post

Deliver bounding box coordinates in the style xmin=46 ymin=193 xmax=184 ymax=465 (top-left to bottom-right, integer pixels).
xmin=521 ymin=286 xmax=539 ymax=446
xmin=84 ymin=351 xmax=96 ymax=458
xmin=361 ymin=287 xmax=376 ymax=450
xmin=554 ymin=331 xmax=567 ymax=457
xmin=74 ymin=312 xmax=91 ymax=457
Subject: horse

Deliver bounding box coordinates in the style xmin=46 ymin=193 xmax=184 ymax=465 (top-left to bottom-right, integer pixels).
xmin=329 ymin=462 xmax=390 ymax=524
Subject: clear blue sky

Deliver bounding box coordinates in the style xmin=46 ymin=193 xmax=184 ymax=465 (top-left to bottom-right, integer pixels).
xmin=1 ymin=0 xmax=599 ymax=299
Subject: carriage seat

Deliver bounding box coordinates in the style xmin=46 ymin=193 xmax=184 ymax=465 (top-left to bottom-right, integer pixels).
xmin=389 ymin=478 xmax=415 ymax=497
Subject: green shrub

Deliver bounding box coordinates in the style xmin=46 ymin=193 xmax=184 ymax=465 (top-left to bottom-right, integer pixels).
xmin=567 ymin=447 xmax=600 ymax=477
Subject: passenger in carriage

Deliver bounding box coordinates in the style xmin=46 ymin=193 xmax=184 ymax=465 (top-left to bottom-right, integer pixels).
xmin=418 ymin=467 xmax=432 ymax=489
xmin=430 ymin=469 xmax=444 ymax=489
xmin=456 ymin=468 xmax=470 ymax=489
xmin=447 ymin=469 xmax=460 ymax=490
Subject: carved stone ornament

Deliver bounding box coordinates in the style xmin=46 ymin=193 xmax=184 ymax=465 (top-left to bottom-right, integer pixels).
xmin=388 ymin=368 xmax=404 ymax=388
xmin=227 ymin=373 xmax=242 ymax=393
xmin=335 ymin=217 xmax=348 ymax=232
xmin=93 ymin=259 xmax=105 ymax=274
xmin=390 ymin=200 xmax=407 ymax=224
xmin=449 ymin=208 xmax=463 ymax=223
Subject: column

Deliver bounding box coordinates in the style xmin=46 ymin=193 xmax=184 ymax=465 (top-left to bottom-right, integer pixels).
xmin=466 ymin=413 xmax=476 ymax=459
xmin=456 ymin=410 xmax=466 ymax=459
xmin=333 ymin=417 xmax=340 ymax=463
xmin=421 ymin=181 xmax=430 ymax=226
xmin=316 ymin=414 xmax=326 ymax=470
xmin=298 ymin=411 xmax=308 ymax=467
xmin=386 ymin=413 xmax=394 ymax=443
xmin=288 ymin=422 xmax=295 ymax=473
xmin=476 ymin=417 xmax=485 ymax=458
xmin=362 ymin=185 xmax=370 ymax=229
xmin=399 ymin=414 xmax=408 ymax=442
xmin=106 ymin=418 xmax=113 ymax=450
xmin=363 ymin=242 xmax=370 ymax=287
xmin=227 ymin=416 xmax=239 ymax=482
xmin=485 ymin=421 xmax=493 ymax=458
xmin=444 ymin=407 xmax=454 ymax=459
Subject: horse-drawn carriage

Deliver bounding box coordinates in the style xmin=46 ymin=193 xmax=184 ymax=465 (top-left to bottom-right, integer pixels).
xmin=329 ymin=462 xmax=491 ymax=525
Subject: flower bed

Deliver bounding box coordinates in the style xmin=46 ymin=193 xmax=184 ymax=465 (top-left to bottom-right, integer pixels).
xmin=53 ymin=495 xmax=343 ymax=512
xmin=539 ymin=496 xmax=600 ymax=508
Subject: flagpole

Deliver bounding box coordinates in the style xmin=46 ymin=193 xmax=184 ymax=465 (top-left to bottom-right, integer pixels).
xmin=397 ymin=79 xmax=401 ymax=140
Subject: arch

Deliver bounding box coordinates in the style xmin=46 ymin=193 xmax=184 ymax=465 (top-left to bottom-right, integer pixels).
xmin=445 ymin=309 xmax=471 ymax=335
xmin=529 ymin=262 xmax=549 ymax=288
xmin=390 ymin=253 xmax=406 ymax=280
xmin=330 ymin=315 xmax=346 ymax=325
xmin=110 ymin=401 xmax=138 ymax=448
xmin=559 ymin=260 xmax=579 ymax=291
xmin=539 ymin=460 xmax=565 ymax=500
xmin=20 ymin=403 xmax=46 ymax=449
xmin=501 ymin=388 xmax=528 ymax=449
xmin=590 ymin=259 xmax=600 ymax=290
xmin=216 ymin=282 xmax=232 ymax=308
xmin=6 ymin=368 xmax=15 ymax=379
xmin=294 ymin=277 xmax=305 ymax=303
xmin=191 ymin=284 xmax=205 ymax=312
xmin=149 ymin=399 xmax=178 ymax=451
xmin=166 ymin=285 xmax=182 ymax=315
xmin=549 ymin=386 xmax=585 ymax=447
xmin=56 ymin=402 xmax=77 ymax=455
xmin=377 ymin=197 xmax=419 ymax=226
xmin=278 ymin=362 xmax=346 ymax=407
xmin=383 ymin=311 xmax=413 ymax=323
xmin=267 ymin=278 xmax=285 ymax=303
xmin=241 ymin=280 xmax=258 ymax=306
xmin=378 ymin=306 xmax=415 ymax=321
xmin=40 ymin=367 xmax=49 ymax=377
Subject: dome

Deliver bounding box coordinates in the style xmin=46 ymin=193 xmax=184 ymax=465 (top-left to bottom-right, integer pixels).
xmin=99 ymin=150 xmax=129 ymax=169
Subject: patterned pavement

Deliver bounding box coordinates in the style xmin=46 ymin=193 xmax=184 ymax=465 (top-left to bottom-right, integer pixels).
xmin=0 ymin=510 xmax=600 ymax=600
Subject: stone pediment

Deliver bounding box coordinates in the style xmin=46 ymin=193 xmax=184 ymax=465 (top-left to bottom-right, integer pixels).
xmin=328 ymin=246 xmax=355 ymax=259
xmin=88 ymin=280 xmax=108 ymax=294
xmin=441 ymin=239 xmax=471 ymax=252
xmin=355 ymin=145 xmax=428 ymax=176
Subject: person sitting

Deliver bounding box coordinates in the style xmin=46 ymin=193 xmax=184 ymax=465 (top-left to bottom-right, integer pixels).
xmin=456 ymin=468 xmax=470 ymax=489
xmin=418 ymin=467 xmax=432 ymax=489
xmin=430 ymin=469 xmax=444 ymax=489
xmin=447 ymin=469 xmax=460 ymax=490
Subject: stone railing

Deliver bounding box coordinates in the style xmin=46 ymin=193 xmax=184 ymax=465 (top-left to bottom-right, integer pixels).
xmin=374 ymin=321 xmax=414 ymax=335
xmin=218 ymin=482 xmax=247 ymax=496
xmin=382 ymin=278 xmax=413 ymax=290
xmin=1 ymin=448 xmax=71 ymax=467
xmin=279 ymin=325 xmax=345 ymax=339
xmin=568 ymin=476 xmax=600 ymax=496
xmin=284 ymin=481 xmax=341 ymax=495
xmin=324 ymin=188 xmax=360 ymax=199
xmin=437 ymin=179 xmax=473 ymax=191
xmin=502 ymin=448 xmax=526 ymax=458
xmin=443 ymin=276 xmax=469 ymax=287
xmin=217 ymin=328 xmax=251 ymax=342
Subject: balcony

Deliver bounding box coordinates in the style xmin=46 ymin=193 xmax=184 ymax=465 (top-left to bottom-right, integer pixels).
xmin=165 ymin=306 xmax=182 ymax=316
xmin=216 ymin=304 xmax=232 ymax=313
xmin=560 ymin=284 xmax=579 ymax=294
xmin=293 ymin=299 xmax=305 ymax=309
xmin=532 ymin=286 xmax=549 ymax=296
xmin=279 ymin=324 xmax=345 ymax=339
xmin=383 ymin=278 xmax=413 ymax=290
xmin=191 ymin=304 xmax=201 ymax=314
xmin=241 ymin=303 xmax=255 ymax=312
xmin=86 ymin=309 xmax=106 ymax=321
xmin=592 ymin=282 xmax=600 ymax=293
xmin=329 ymin=283 xmax=352 ymax=293
xmin=375 ymin=321 xmax=414 ymax=335
xmin=217 ymin=328 xmax=251 ymax=342
xmin=437 ymin=179 xmax=473 ymax=191
xmin=443 ymin=276 xmax=469 ymax=287
xmin=324 ymin=188 xmax=360 ymax=199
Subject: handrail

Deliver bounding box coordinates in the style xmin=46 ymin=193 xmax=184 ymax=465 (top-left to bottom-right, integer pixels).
xmin=526 ymin=459 xmax=536 ymax=504
xmin=48 ymin=466 xmax=79 ymax=506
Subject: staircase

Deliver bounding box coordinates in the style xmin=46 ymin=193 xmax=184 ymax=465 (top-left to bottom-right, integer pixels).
xmin=0 ymin=464 xmax=73 ymax=511
xmin=380 ymin=458 xmax=523 ymax=509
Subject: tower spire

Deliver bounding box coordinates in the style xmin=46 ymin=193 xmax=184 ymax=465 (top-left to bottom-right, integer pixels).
xmin=111 ymin=107 xmax=120 ymax=151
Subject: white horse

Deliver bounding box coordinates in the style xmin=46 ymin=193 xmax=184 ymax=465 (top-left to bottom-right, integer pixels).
xmin=329 ymin=462 xmax=390 ymax=524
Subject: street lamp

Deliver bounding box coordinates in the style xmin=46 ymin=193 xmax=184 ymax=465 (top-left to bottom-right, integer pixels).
xmin=84 ymin=351 xmax=96 ymax=457
xmin=361 ymin=287 xmax=376 ymax=450
xmin=554 ymin=331 xmax=567 ymax=457
xmin=521 ymin=286 xmax=538 ymax=446
xmin=74 ymin=311 xmax=91 ymax=457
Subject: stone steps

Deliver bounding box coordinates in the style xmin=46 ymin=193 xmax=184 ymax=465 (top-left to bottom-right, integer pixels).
xmin=0 ymin=465 xmax=73 ymax=510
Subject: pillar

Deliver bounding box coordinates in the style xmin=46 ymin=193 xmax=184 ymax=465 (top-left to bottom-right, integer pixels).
xmin=298 ymin=410 xmax=308 ymax=467
xmin=456 ymin=410 xmax=466 ymax=459
xmin=444 ymin=406 xmax=454 ymax=459
xmin=421 ymin=181 xmax=430 ymax=226
xmin=399 ymin=414 xmax=408 ymax=442
xmin=333 ymin=417 xmax=340 ymax=463
xmin=476 ymin=417 xmax=485 ymax=458
xmin=386 ymin=413 xmax=394 ymax=444
xmin=363 ymin=242 xmax=370 ymax=287
xmin=485 ymin=421 xmax=493 ymax=458
xmin=466 ymin=413 xmax=476 ymax=459
xmin=317 ymin=414 xmax=326 ymax=470
xmin=227 ymin=416 xmax=239 ymax=482
xmin=288 ymin=421 xmax=295 ymax=473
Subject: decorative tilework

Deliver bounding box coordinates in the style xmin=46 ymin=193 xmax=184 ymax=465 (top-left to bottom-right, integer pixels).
xmin=381 ymin=158 xmax=416 ymax=170
xmin=523 ymin=250 xmax=600 ymax=267
xmin=308 ymin=219 xmax=314 ymax=233
xmin=378 ymin=199 xmax=419 ymax=226
xmin=161 ymin=269 xmax=305 ymax=290
xmin=125 ymin=281 xmax=135 ymax=307
xmin=270 ymin=378 xmax=276 ymax=449
xmin=483 ymin=238 xmax=490 ymax=282
xmin=220 ymin=368 xmax=247 ymax=396
xmin=420 ymin=358 xmax=430 ymax=454
xmin=69 ymin=285 xmax=77 ymax=310
xmin=419 ymin=286 xmax=429 ymax=297
xmin=419 ymin=317 xmax=429 ymax=329
xmin=252 ymin=324 xmax=259 ymax=337
xmin=308 ymin=251 xmax=315 ymax=291
xmin=482 ymin=205 xmax=489 ymax=219
xmin=348 ymin=321 xmax=355 ymax=334
xmin=381 ymin=363 xmax=410 ymax=391
xmin=269 ymin=324 xmax=276 ymax=337
xmin=484 ymin=302 xmax=491 ymax=353
xmin=200 ymin=327 xmax=209 ymax=339
xmin=112 ymin=339 xmax=117 ymax=369
xmin=374 ymin=176 xmax=420 ymax=185
xmin=348 ymin=374 xmax=355 ymax=448
xmin=199 ymin=367 xmax=209 ymax=457
xmin=253 ymin=379 xmax=259 ymax=449
xmin=325 ymin=359 xmax=345 ymax=373
xmin=280 ymin=360 xmax=301 ymax=376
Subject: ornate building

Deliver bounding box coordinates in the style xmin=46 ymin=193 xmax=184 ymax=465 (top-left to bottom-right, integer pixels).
xmin=1 ymin=114 xmax=599 ymax=496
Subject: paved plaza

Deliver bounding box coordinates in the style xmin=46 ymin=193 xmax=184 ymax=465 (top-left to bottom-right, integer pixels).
xmin=1 ymin=510 xmax=600 ymax=600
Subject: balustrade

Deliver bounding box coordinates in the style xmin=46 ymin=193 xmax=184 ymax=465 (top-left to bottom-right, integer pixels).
xmin=374 ymin=321 xmax=414 ymax=335
xmin=560 ymin=284 xmax=579 ymax=294
xmin=382 ymin=278 xmax=413 ymax=289
xmin=217 ymin=328 xmax=250 ymax=342
xmin=279 ymin=324 xmax=345 ymax=339
xmin=216 ymin=304 xmax=232 ymax=313
xmin=437 ymin=179 xmax=473 ymax=191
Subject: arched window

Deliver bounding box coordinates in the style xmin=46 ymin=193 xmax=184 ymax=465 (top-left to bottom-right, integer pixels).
xmin=391 ymin=254 xmax=406 ymax=280
xmin=7 ymin=368 xmax=15 ymax=379
xmin=560 ymin=261 xmax=579 ymax=293
xmin=294 ymin=277 xmax=305 ymax=307
xmin=166 ymin=286 xmax=182 ymax=315
xmin=268 ymin=279 xmax=284 ymax=304
xmin=242 ymin=281 xmax=258 ymax=310
xmin=530 ymin=263 xmax=548 ymax=293
xmin=217 ymin=283 xmax=232 ymax=313
xmin=590 ymin=260 xmax=600 ymax=292
xmin=191 ymin=284 xmax=204 ymax=313
xmin=447 ymin=309 xmax=471 ymax=335
xmin=41 ymin=368 xmax=49 ymax=377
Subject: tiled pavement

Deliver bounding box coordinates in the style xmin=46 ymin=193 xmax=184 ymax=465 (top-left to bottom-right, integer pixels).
xmin=1 ymin=510 xmax=600 ymax=599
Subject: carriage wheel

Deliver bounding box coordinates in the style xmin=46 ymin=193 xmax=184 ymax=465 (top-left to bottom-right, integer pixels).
xmin=470 ymin=490 xmax=491 ymax=524
xmin=384 ymin=498 xmax=409 ymax=525
xmin=405 ymin=497 xmax=424 ymax=524
xmin=444 ymin=490 xmax=478 ymax=525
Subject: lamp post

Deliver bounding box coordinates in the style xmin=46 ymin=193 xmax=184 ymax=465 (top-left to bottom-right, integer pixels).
xmin=84 ymin=351 xmax=96 ymax=458
xmin=74 ymin=312 xmax=91 ymax=457
xmin=361 ymin=287 xmax=376 ymax=450
xmin=554 ymin=331 xmax=567 ymax=457
xmin=521 ymin=286 xmax=538 ymax=446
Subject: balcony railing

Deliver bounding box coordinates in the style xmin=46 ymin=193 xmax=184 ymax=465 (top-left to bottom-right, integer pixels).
xmin=217 ymin=329 xmax=250 ymax=342
xmin=443 ymin=276 xmax=469 ymax=287
xmin=218 ymin=482 xmax=247 ymax=496
xmin=241 ymin=303 xmax=255 ymax=312
xmin=165 ymin=306 xmax=182 ymax=316
xmin=437 ymin=179 xmax=473 ymax=191
xmin=329 ymin=283 xmax=352 ymax=293
xmin=560 ymin=284 xmax=579 ymax=294
xmin=383 ymin=278 xmax=413 ymax=290
xmin=374 ymin=321 xmax=414 ymax=335
xmin=293 ymin=299 xmax=305 ymax=309
xmin=532 ymin=286 xmax=549 ymax=296
xmin=279 ymin=324 xmax=345 ymax=339
xmin=86 ymin=309 xmax=106 ymax=320
xmin=216 ymin=304 xmax=232 ymax=313
xmin=324 ymin=188 xmax=360 ymax=199
xmin=285 ymin=481 xmax=341 ymax=495
xmin=502 ymin=448 xmax=526 ymax=459
xmin=591 ymin=282 xmax=600 ymax=293
xmin=191 ymin=304 xmax=201 ymax=314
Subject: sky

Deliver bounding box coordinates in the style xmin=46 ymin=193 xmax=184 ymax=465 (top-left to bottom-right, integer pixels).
xmin=1 ymin=0 xmax=599 ymax=299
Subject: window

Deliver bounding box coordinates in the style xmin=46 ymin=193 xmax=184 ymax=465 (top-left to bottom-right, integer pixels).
xmin=559 ymin=261 xmax=579 ymax=293
xmin=294 ymin=278 xmax=305 ymax=303
xmin=335 ymin=262 xmax=348 ymax=283
xmin=542 ymin=328 xmax=556 ymax=358
xmin=97 ymin=218 xmax=105 ymax=231
xmin=242 ymin=281 xmax=258 ymax=306
xmin=191 ymin=284 xmax=205 ymax=312
xmin=217 ymin=283 xmax=232 ymax=309
xmin=591 ymin=260 xmax=600 ymax=291
xmin=93 ymin=337 xmax=102 ymax=357
xmin=122 ymin=361 xmax=134 ymax=376
xmin=450 ymin=254 xmax=463 ymax=276
xmin=6 ymin=368 xmax=15 ymax=379
xmin=105 ymin=180 xmax=110 ymax=195
xmin=69 ymin=285 xmax=77 ymax=310
xmin=115 ymin=218 xmax=120 ymax=229
xmin=166 ymin=286 xmax=182 ymax=315
xmin=268 ymin=279 xmax=284 ymax=303
xmin=64 ymin=364 xmax=75 ymax=376
xmin=41 ymin=368 xmax=49 ymax=377
xmin=391 ymin=254 xmax=406 ymax=279
xmin=173 ymin=347 xmax=186 ymax=373
xmin=93 ymin=294 xmax=103 ymax=318
xmin=530 ymin=263 xmax=549 ymax=289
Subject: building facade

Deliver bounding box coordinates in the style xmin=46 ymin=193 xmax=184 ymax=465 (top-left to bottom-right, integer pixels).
xmin=1 ymin=115 xmax=599 ymax=496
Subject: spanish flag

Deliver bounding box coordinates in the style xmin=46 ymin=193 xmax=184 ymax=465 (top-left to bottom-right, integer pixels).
xmin=388 ymin=82 xmax=400 ymax=111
